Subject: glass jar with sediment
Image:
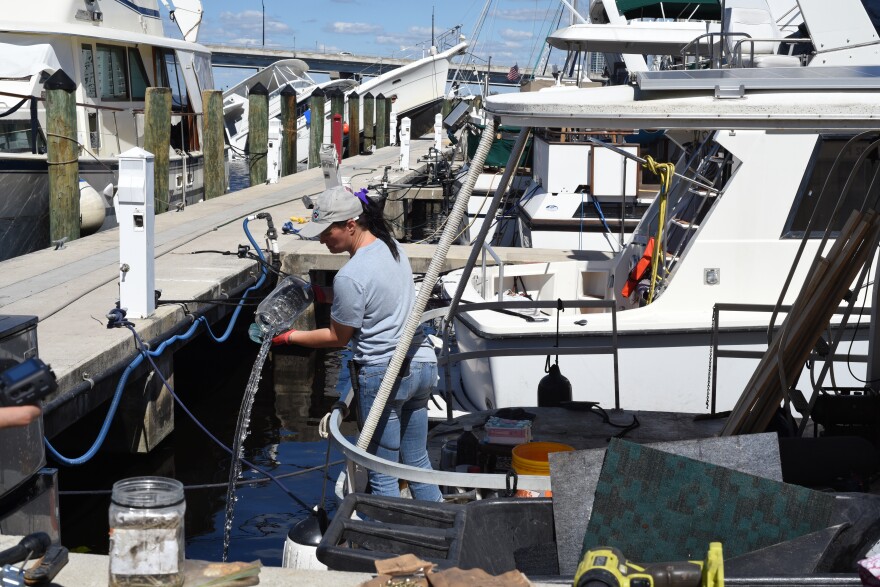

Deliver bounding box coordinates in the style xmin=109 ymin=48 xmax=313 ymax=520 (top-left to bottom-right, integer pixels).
xmin=109 ymin=476 xmax=186 ymax=587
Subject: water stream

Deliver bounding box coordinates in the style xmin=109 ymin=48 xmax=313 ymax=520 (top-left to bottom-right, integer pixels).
xmin=222 ymin=336 xmax=274 ymax=561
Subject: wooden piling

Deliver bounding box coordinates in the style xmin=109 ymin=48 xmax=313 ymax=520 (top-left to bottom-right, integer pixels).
xmin=329 ymin=88 xmax=344 ymax=121
xmin=363 ymin=92 xmax=375 ymax=153
xmin=347 ymin=90 xmax=360 ymax=156
xmin=280 ymin=85 xmax=298 ymax=176
xmin=144 ymin=87 xmax=171 ymax=213
xmin=375 ymin=93 xmax=388 ymax=149
xmin=308 ymin=87 xmax=326 ymax=169
xmin=247 ymin=82 xmax=269 ymax=186
xmin=45 ymin=70 xmax=80 ymax=245
xmin=201 ymin=89 xmax=226 ymax=199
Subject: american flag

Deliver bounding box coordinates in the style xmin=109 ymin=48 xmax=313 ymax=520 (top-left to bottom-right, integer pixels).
xmin=507 ymin=63 xmax=520 ymax=81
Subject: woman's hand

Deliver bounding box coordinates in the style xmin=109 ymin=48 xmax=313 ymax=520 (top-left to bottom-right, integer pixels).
xmin=271 ymin=329 xmax=296 ymax=345
xmin=0 ymin=405 xmax=42 ymax=429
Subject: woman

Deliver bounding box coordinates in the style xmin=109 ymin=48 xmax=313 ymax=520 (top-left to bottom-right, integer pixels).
xmin=273 ymin=185 xmax=441 ymax=501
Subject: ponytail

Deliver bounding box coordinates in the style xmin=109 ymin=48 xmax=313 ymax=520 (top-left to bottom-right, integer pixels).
xmin=354 ymin=189 xmax=400 ymax=262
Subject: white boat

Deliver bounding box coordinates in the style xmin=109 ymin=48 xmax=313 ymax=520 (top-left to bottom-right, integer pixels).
xmin=224 ymin=40 xmax=469 ymax=171
xmin=319 ymin=0 xmax=880 ymax=505
xmin=0 ymin=0 xmax=216 ymax=262
xmin=457 ymin=0 xmax=742 ymax=254
xmin=439 ymin=0 xmax=880 ymax=415
xmin=222 ymin=59 xmax=357 ymax=173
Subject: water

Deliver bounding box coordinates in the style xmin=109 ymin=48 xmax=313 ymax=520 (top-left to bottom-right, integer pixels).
xmin=222 ymin=337 xmax=273 ymax=561
xmin=54 ymin=315 xmax=359 ymax=565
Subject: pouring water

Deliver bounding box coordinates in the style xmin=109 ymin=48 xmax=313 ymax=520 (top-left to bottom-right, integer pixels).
xmin=223 ymin=276 xmax=314 ymax=561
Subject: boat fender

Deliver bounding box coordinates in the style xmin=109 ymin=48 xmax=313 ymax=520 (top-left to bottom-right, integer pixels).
xmin=621 ymin=237 xmax=654 ymax=299
xmin=537 ymin=363 xmax=572 ymax=407
xmin=79 ymin=179 xmax=107 ymax=235
xmin=281 ymin=507 xmax=328 ymax=570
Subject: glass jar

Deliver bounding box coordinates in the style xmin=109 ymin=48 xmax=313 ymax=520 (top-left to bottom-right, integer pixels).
xmin=109 ymin=477 xmax=186 ymax=587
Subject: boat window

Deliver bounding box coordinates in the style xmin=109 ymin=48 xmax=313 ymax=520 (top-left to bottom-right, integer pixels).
xmin=0 ymin=121 xmax=44 ymax=154
xmin=192 ymin=52 xmax=214 ymax=93
xmin=783 ymin=135 xmax=880 ymax=239
xmin=96 ymin=44 xmax=129 ymax=101
xmin=80 ymin=44 xmax=97 ymax=98
xmin=156 ymin=49 xmax=189 ymax=110
xmin=128 ymin=48 xmax=149 ymax=101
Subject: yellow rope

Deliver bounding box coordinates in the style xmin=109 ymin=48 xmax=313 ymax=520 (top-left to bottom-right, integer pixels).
xmin=642 ymin=155 xmax=675 ymax=304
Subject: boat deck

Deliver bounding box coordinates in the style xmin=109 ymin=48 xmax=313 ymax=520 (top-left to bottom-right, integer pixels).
xmin=0 ymin=138 xmax=591 ymax=439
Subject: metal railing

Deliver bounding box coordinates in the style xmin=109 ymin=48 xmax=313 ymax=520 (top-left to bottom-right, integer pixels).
xmin=710 ymin=302 xmax=870 ymax=414
xmin=480 ymin=242 xmax=505 ymax=301
xmin=327 ymin=297 xmax=621 ymax=493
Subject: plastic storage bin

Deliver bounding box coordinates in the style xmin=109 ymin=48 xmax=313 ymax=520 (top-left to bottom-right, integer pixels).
xmin=317 ymin=493 xmax=556 ymax=575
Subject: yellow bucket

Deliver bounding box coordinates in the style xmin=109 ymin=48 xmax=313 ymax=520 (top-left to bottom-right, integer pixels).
xmin=511 ymin=441 xmax=574 ymax=478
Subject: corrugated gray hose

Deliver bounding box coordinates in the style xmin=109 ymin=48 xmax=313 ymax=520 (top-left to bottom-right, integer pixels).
xmin=355 ymin=116 xmax=497 ymax=451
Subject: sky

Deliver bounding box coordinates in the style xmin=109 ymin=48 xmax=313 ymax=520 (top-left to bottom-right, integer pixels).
xmin=162 ymin=0 xmax=575 ymax=89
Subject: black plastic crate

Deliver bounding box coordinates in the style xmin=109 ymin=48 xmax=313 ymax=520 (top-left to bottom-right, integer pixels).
xmin=316 ymin=493 xmax=555 ymax=575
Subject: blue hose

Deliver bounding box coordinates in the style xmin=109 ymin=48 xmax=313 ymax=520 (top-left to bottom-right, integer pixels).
xmin=46 ymin=217 xmax=271 ymax=465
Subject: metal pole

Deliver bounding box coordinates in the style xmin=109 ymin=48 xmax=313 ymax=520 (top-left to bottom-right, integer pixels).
xmin=261 ymin=0 xmax=265 ymax=46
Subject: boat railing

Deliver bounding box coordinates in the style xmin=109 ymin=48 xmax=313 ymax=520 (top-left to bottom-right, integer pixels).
xmin=680 ymin=32 xmax=748 ymax=69
xmin=440 ymin=298 xmax=620 ymax=410
xmin=710 ymin=303 xmax=871 ymax=414
xmin=729 ymin=38 xmax=812 ymax=68
xmin=327 ymin=297 xmax=620 ymax=493
xmin=480 ymin=242 xmax=505 ymax=301
xmin=681 ymin=32 xmax=812 ymax=70
xmin=327 ymin=393 xmax=552 ymax=493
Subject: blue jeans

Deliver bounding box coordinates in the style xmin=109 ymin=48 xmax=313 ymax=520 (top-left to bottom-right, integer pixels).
xmin=356 ymin=360 xmax=442 ymax=502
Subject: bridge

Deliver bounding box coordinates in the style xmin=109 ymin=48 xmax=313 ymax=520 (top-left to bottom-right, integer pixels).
xmin=205 ymin=43 xmax=527 ymax=87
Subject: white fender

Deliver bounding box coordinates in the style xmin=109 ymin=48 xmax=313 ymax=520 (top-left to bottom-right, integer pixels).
xmin=79 ymin=179 xmax=106 ymax=235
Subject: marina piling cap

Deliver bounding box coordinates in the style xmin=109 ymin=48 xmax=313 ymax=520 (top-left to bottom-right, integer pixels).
xmin=296 ymin=185 xmax=363 ymax=238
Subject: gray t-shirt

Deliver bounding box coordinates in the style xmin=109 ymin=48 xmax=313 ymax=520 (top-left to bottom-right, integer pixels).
xmin=331 ymin=239 xmax=435 ymax=365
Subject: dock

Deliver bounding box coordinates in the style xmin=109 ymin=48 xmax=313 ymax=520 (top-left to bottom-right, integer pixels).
xmin=0 ymin=138 xmax=589 ymax=444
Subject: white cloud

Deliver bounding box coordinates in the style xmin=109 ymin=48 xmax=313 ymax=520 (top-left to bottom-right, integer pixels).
xmin=499 ymin=28 xmax=533 ymax=41
xmin=326 ymin=22 xmax=383 ymax=35
xmin=493 ymin=7 xmax=549 ymax=21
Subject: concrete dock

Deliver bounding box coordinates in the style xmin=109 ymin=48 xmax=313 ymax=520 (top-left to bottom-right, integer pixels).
xmin=0 ymin=534 xmax=561 ymax=586
xmin=0 ymin=137 xmax=586 ymax=442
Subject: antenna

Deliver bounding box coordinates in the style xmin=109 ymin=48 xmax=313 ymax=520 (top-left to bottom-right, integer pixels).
xmin=432 ymin=6 xmax=435 ymax=48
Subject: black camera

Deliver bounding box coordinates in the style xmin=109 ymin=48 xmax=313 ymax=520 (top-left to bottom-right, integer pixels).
xmin=0 ymin=358 xmax=57 ymax=407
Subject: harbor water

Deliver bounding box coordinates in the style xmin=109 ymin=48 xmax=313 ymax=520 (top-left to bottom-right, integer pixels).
xmin=54 ymin=315 xmax=358 ymax=566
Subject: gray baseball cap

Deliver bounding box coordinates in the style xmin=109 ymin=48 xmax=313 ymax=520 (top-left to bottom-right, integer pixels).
xmin=296 ymin=186 xmax=363 ymax=238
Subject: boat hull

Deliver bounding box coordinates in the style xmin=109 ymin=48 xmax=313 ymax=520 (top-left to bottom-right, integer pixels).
xmin=452 ymin=317 xmax=869 ymax=414
xmin=0 ymin=153 xmax=206 ymax=261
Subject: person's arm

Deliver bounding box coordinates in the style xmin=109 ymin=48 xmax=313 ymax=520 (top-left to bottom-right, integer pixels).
xmin=272 ymin=319 xmax=354 ymax=349
xmin=0 ymin=405 xmax=41 ymax=429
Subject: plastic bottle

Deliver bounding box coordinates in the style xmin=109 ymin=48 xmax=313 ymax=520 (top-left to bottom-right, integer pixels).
xmin=108 ymin=476 xmax=186 ymax=587
xmin=455 ymin=425 xmax=480 ymax=469
xmin=255 ymin=275 xmax=314 ymax=336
